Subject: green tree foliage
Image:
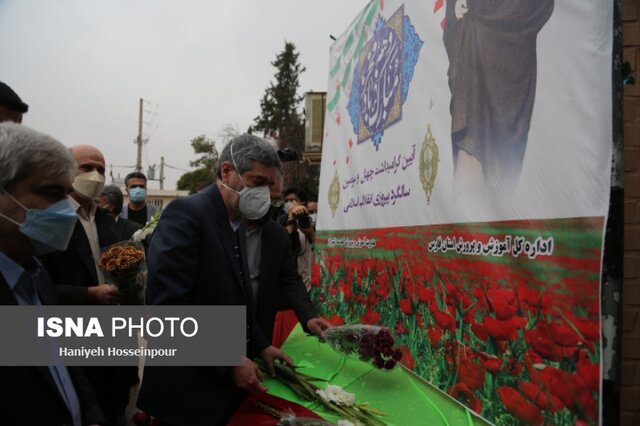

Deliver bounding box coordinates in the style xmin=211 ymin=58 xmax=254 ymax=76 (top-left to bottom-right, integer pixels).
xmin=189 ymin=135 xmax=219 ymax=170
xmin=251 ymin=41 xmax=320 ymax=195
xmin=251 ymin=41 xmax=306 ymax=152
xmin=177 ymin=135 xmax=218 ymax=193
xmin=176 ymin=168 xmax=216 ymax=194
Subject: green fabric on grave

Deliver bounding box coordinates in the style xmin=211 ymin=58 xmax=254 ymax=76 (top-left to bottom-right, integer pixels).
xmin=264 ymin=325 xmax=490 ymax=426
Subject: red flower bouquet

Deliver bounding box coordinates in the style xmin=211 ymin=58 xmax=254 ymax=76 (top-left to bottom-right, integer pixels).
xmin=324 ymin=325 xmax=402 ymax=370
xmin=98 ymin=240 xmax=146 ymax=304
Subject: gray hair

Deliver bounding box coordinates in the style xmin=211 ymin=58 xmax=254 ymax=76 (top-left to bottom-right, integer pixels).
xmin=0 ymin=122 xmax=76 ymax=190
xmin=217 ymin=134 xmax=281 ymax=176
xmin=101 ymin=184 xmax=124 ymax=214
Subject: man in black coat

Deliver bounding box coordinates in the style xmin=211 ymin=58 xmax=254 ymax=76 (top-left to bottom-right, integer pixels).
xmin=245 ymin=171 xmax=329 ymax=343
xmin=97 ymin=184 xmax=142 ymax=241
xmin=250 ymin=217 xmax=329 ymax=342
xmin=138 ymin=135 xmax=292 ymax=426
xmin=42 ymin=145 xmax=121 ymax=305
xmin=0 ymin=122 xmax=105 ymax=426
xmin=42 ymin=145 xmax=135 ymax=426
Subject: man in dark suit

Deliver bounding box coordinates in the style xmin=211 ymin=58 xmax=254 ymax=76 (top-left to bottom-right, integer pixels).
xmin=97 ymin=184 xmax=142 ymax=241
xmin=250 ymin=217 xmax=330 ymax=342
xmin=245 ymin=171 xmax=330 ymax=343
xmin=0 ymin=122 xmax=105 ymax=426
xmin=43 ymin=145 xmax=121 ymax=305
xmin=137 ymin=134 xmax=292 ymax=426
xmin=42 ymin=145 xmax=135 ymax=426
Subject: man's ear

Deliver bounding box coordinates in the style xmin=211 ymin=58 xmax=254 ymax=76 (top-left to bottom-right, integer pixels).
xmin=219 ymin=161 xmax=234 ymax=181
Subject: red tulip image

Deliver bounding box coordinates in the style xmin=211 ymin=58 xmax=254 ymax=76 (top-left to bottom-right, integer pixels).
xmin=360 ymin=308 xmax=380 ymax=325
xmin=458 ymin=358 xmax=486 ymax=390
xmin=487 ymin=288 xmax=518 ymax=320
xmin=399 ymin=298 xmax=413 ymax=315
xmin=432 ymin=308 xmax=457 ymax=332
xmin=518 ymin=380 xmax=564 ymax=412
xmin=484 ymin=316 xmax=526 ymax=341
xmin=450 ymin=382 xmax=483 ymax=414
xmin=497 ymin=386 xmax=543 ymax=425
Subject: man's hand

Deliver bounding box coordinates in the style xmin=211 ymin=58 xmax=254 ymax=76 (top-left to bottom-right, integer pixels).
xmin=287 ymin=204 xmax=308 ymax=218
xmin=306 ymin=317 xmax=331 ymax=340
xmin=260 ymin=346 xmax=293 ymax=377
xmin=232 ymin=356 xmax=267 ymax=393
xmin=87 ymin=284 xmax=121 ymax=304
xmin=287 ymin=205 xmax=315 ymax=242
xmin=455 ymin=0 xmax=468 ymax=19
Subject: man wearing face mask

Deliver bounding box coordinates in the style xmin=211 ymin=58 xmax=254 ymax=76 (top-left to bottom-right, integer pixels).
xmin=138 ymin=134 xmax=293 ymax=426
xmin=120 ymin=172 xmax=157 ymax=226
xmin=42 ymin=145 xmax=120 ymax=306
xmin=0 ymin=123 xmax=106 ymax=426
xmin=42 ymin=145 xmax=135 ymax=426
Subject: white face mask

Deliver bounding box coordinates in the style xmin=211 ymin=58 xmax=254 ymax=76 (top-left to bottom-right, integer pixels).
xmin=284 ymin=201 xmax=296 ymax=213
xmin=309 ymin=213 xmax=317 ymax=224
xmin=72 ymin=171 xmax=105 ymax=200
xmin=220 ymin=142 xmax=272 ymax=220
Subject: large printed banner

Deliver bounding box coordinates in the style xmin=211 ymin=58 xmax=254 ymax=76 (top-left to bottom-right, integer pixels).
xmin=314 ymin=1 xmax=612 ymax=425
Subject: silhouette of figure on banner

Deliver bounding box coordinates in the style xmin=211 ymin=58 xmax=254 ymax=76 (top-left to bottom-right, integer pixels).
xmin=444 ymin=0 xmax=554 ymax=192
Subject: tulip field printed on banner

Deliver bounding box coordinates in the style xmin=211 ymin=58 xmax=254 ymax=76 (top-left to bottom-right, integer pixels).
xmin=311 ymin=217 xmax=602 ymax=425
xmin=315 ymin=1 xmax=612 ymax=425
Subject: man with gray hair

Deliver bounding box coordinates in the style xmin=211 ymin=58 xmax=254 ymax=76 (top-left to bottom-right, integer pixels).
xmin=0 ymin=122 xmax=105 ymax=426
xmin=138 ymin=134 xmax=293 ymax=425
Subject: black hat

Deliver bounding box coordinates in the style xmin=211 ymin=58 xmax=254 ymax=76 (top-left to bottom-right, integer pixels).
xmin=0 ymin=81 xmax=29 ymax=113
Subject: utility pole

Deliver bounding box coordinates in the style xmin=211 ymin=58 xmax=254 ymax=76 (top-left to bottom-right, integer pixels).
xmin=159 ymin=156 xmax=165 ymax=190
xmin=135 ymin=98 xmax=143 ymax=172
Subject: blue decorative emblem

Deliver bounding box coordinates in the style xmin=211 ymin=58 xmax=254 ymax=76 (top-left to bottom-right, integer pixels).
xmin=347 ymin=5 xmax=422 ymax=150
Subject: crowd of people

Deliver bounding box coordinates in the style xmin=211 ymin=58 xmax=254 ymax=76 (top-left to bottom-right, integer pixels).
xmin=0 ymin=81 xmax=329 ymax=426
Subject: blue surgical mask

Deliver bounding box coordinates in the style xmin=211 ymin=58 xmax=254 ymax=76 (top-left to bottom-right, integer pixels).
xmin=129 ymin=187 xmax=146 ymax=204
xmin=0 ymin=190 xmax=78 ymax=255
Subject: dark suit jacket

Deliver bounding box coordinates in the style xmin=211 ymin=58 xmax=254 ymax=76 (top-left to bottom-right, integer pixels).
xmin=0 ymin=263 xmax=106 ymax=426
xmin=256 ymin=219 xmax=317 ymax=342
xmin=114 ymin=216 xmax=142 ymax=241
xmin=40 ymin=206 xmax=134 ymax=424
xmin=137 ymin=183 xmax=270 ymax=426
xmin=42 ymin=207 xmax=119 ymax=304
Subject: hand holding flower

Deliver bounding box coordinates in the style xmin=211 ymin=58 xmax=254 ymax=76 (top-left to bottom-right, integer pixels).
xmin=87 ymin=283 xmax=121 ymax=305
xmin=260 ymin=346 xmax=294 ymax=377
xmin=232 ymin=356 xmax=267 ymax=393
xmin=306 ymin=317 xmax=332 ymax=340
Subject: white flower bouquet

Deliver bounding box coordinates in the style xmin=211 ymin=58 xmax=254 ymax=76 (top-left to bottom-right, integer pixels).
xmin=256 ymin=360 xmax=387 ymax=426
